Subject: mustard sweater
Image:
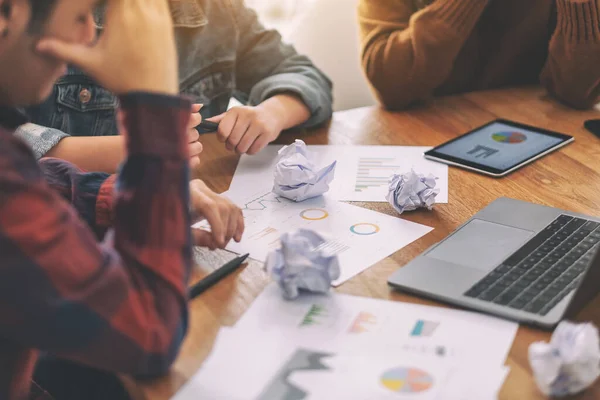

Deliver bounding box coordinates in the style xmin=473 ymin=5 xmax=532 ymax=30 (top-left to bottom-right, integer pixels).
xmin=359 ymin=0 xmax=600 ymax=110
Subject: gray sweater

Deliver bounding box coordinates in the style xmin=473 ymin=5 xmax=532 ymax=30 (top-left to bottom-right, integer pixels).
xmin=19 ymin=0 xmax=333 ymax=159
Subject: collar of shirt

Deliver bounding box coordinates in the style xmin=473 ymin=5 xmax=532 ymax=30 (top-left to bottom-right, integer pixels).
xmin=0 ymin=106 xmax=28 ymax=131
xmin=94 ymin=0 xmax=207 ymax=29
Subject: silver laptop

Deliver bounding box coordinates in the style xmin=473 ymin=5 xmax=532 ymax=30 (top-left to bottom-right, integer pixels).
xmin=388 ymin=197 xmax=600 ymax=329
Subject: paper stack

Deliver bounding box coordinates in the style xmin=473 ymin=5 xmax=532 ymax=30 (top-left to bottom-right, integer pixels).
xmin=171 ymin=284 xmax=517 ymax=400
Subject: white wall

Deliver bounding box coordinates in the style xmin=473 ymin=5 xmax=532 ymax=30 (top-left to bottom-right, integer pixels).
xmin=248 ymin=0 xmax=378 ymax=111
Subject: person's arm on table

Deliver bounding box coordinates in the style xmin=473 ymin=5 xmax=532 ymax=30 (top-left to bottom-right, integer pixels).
xmin=39 ymin=156 xmax=244 ymax=249
xmin=0 ymin=0 xmax=191 ymax=378
xmin=540 ymin=0 xmax=600 ymax=109
xmin=210 ymin=0 xmax=333 ymax=155
xmin=211 ymin=93 xmax=310 ymax=155
xmin=358 ymin=0 xmax=488 ymax=110
xmin=46 ymin=135 xmax=125 ymax=173
xmin=2 ymin=99 xmax=193 ymax=377
xmin=16 ymin=108 xmax=204 ymax=174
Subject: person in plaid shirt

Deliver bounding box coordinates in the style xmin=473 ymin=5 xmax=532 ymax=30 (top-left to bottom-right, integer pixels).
xmin=0 ymin=0 xmax=244 ymax=399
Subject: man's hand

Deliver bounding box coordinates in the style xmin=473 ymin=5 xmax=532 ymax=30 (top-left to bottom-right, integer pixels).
xmin=209 ymin=94 xmax=311 ymax=155
xmin=36 ymin=0 xmax=178 ymax=95
xmin=190 ymin=180 xmax=244 ymax=250
xmin=188 ymin=104 xmax=204 ymax=169
xmin=210 ymin=105 xmax=284 ymax=155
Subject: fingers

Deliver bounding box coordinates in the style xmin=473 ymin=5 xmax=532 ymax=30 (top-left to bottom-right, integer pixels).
xmin=189 ymin=156 xmax=201 ymax=170
xmin=187 ymin=127 xmax=200 ymax=143
xmin=235 ymin=125 xmax=262 ymax=154
xmin=36 ymin=40 xmax=97 ymax=72
xmin=226 ymin=118 xmax=251 ymax=152
xmin=192 ymin=229 xmax=218 ymax=250
xmin=191 ymin=103 xmax=203 ymax=113
xmin=188 ymin=112 xmax=203 ymax=129
xmin=226 ymin=207 xmax=237 ymax=244
xmin=207 ymin=113 xmax=226 ymax=123
xmin=202 ymin=204 xmax=227 ymax=247
xmin=216 ymin=112 xmax=238 ymax=144
xmin=234 ymin=208 xmax=245 ymax=242
xmin=188 ymin=140 xmax=203 ymax=156
xmin=247 ymin=134 xmax=271 ymax=155
xmin=189 ymin=180 xmax=245 ymax=249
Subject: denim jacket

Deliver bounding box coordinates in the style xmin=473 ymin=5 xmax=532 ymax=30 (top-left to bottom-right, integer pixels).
xmin=18 ymin=0 xmax=333 ymax=159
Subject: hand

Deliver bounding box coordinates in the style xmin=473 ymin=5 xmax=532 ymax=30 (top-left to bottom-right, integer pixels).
xmin=188 ymin=104 xmax=204 ymax=169
xmin=36 ymin=0 xmax=178 ymax=95
xmin=190 ymin=180 xmax=244 ymax=250
xmin=210 ymin=105 xmax=285 ymax=155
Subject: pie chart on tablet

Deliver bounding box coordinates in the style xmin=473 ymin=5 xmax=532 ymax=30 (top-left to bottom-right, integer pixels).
xmin=492 ymin=132 xmax=527 ymax=144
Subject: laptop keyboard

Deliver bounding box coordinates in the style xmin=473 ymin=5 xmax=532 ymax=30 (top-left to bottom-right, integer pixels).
xmin=464 ymin=215 xmax=600 ymax=316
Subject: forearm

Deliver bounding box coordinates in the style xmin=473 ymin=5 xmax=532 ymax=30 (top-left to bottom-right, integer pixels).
xmin=39 ymin=157 xmax=114 ymax=237
xmin=231 ymin=0 xmax=333 ymax=128
xmin=540 ymin=0 xmax=600 ymax=109
xmin=359 ymin=0 xmax=488 ymax=109
xmin=0 ymin=94 xmax=192 ymax=376
xmin=258 ymin=94 xmax=311 ymax=131
xmin=45 ymin=135 xmax=125 ymax=174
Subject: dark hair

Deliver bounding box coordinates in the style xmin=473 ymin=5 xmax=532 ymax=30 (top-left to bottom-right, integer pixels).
xmin=27 ymin=0 xmax=57 ymax=32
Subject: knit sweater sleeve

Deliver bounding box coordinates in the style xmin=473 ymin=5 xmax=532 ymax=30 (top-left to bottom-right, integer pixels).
xmin=358 ymin=0 xmax=488 ymax=110
xmin=540 ymin=0 xmax=600 ymax=109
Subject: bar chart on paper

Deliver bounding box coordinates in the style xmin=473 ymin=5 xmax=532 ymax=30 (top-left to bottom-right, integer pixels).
xmin=355 ymin=157 xmax=403 ymax=193
xmin=335 ymin=147 xmax=449 ymax=203
xmin=228 ymin=145 xmax=448 ymax=203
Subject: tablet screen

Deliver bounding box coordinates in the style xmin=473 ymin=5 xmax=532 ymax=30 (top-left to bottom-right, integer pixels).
xmin=433 ymin=121 xmax=565 ymax=171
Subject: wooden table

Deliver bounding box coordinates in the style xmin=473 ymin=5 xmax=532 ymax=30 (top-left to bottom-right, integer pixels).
xmin=131 ymin=87 xmax=600 ymax=400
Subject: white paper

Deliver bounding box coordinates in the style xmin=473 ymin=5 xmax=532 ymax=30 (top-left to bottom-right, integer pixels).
xmin=172 ymin=321 xmax=512 ymax=400
xmin=235 ymin=284 xmax=518 ymax=367
xmin=289 ymin=354 xmax=509 ymax=400
xmin=285 ymin=348 xmax=452 ymax=400
xmin=214 ymin=189 xmax=433 ymax=286
xmin=228 ymin=145 xmax=449 ymax=203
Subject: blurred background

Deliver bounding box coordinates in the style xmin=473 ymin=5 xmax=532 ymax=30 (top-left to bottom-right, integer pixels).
xmin=245 ymin=0 xmax=377 ymax=111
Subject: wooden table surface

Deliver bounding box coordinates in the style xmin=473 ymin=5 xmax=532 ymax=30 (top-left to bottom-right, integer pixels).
xmin=130 ymin=87 xmax=600 ymax=400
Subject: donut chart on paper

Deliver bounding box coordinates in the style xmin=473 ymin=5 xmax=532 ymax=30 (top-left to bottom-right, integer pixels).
xmin=300 ymin=208 xmax=329 ymax=221
xmin=380 ymin=367 xmax=434 ymax=393
xmin=349 ymin=223 xmax=380 ymax=235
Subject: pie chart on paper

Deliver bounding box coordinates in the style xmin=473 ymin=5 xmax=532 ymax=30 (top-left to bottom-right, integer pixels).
xmin=491 ymin=131 xmax=527 ymax=144
xmin=380 ymin=367 xmax=434 ymax=393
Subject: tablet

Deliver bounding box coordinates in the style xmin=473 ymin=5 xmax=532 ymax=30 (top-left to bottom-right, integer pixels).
xmin=424 ymin=119 xmax=574 ymax=177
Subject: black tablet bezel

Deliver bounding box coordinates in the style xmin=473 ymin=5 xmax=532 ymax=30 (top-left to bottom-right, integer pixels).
xmin=424 ymin=119 xmax=574 ymax=176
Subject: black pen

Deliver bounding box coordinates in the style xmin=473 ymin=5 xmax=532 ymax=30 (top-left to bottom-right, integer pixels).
xmin=196 ymin=120 xmax=219 ymax=134
xmin=188 ymin=253 xmax=250 ymax=299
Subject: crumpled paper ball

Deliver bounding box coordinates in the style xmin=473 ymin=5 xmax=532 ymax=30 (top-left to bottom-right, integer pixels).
xmin=386 ymin=169 xmax=439 ymax=214
xmin=273 ymin=139 xmax=336 ymax=202
xmin=265 ymin=229 xmax=341 ymax=300
xmin=529 ymin=321 xmax=600 ymax=397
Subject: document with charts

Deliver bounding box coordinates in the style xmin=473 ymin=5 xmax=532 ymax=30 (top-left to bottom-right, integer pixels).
xmin=208 ymin=189 xmax=433 ymax=286
xmin=228 ymin=145 xmax=449 ymax=203
xmin=235 ymin=284 xmax=518 ymax=367
xmin=171 ymin=285 xmax=516 ymax=400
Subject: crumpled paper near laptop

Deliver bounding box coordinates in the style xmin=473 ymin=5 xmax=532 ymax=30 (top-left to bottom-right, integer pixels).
xmin=386 ymin=169 xmax=439 ymax=214
xmin=529 ymin=321 xmax=600 ymax=397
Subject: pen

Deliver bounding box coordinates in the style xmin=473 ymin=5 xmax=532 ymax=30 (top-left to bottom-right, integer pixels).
xmin=196 ymin=120 xmax=219 ymax=134
xmin=188 ymin=253 xmax=250 ymax=299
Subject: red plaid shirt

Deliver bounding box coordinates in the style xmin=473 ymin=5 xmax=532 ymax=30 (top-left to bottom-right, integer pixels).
xmin=0 ymin=93 xmax=192 ymax=400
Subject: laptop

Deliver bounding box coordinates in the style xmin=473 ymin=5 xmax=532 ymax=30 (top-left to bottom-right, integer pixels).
xmin=388 ymin=197 xmax=600 ymax=329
